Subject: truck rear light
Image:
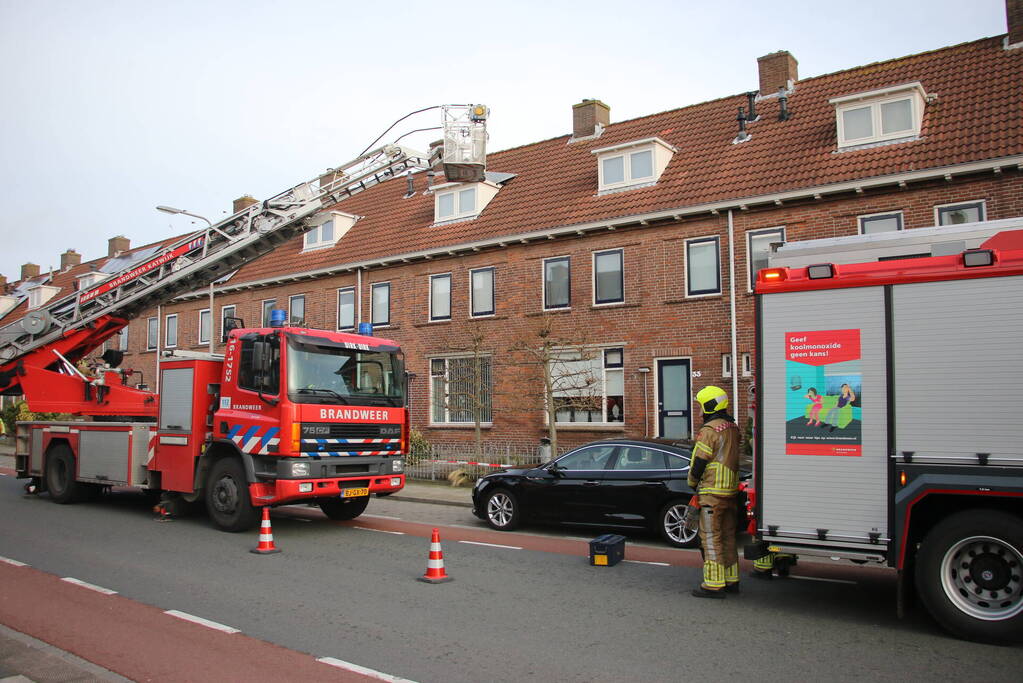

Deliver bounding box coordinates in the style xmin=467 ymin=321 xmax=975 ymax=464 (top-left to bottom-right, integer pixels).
xmin=760 ymin=269 xmax=786 ymax=283
xmin=807 ymin=263 xmax=835 ymax=279
xmin=899 ymin=471 xmax=907 ymax=487
xmin=962 ymin=249 xmax=994 ymax=267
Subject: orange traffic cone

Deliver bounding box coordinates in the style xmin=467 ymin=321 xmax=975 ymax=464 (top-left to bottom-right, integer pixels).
xmin=418 ymin=528 xmax=453 ymax=583
xmin=250 ymin=507 xmax=281 ymax=554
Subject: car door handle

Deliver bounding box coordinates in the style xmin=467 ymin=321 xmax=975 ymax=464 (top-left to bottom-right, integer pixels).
xmin=643 ymin=481 xmax=662 ymax=486
xmin=583 ymin=480 xmax=601 ymax=486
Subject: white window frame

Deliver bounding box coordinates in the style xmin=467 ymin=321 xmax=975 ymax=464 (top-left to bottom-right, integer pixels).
xmin=220 ymin=305 xmax=236 ymax=342
xmin=198 ymin=308 xmax=211 ymax=345
xmin=261 ymin=299 xmax=276 ymax=327
xmin=303 ymin=220 xmax=336 ymax=251
xmin=336 ymin=287 xmax=355 ymax=331
xmin=429 ymin=354 xmax=494 ymax=426
xmin=371 ymin=282 xmax=391 ymax=327
xmin=741 ymin=353 xmax=752 ymax=377
xmin=592 ymin=248 xmax=624 ymax=306
xmin=543 ymin=256 xmax=571 ymax=311
xmin=747 ymin=227 xmax=786 ymax=293
xmin=435 ymin=186 xmax=477 ymax=221
xmin=722 ymin=353 xmax=732 ymax=379
xmin=684 ymin=236 xmax=722 ymax=298
xmin=429 ymin=273 xmax=452 ymax=322
xmin=858 ymin=211 xmax=904 ymax=235
xmin=288 ymin=294 xmax=306 ymax=326
xmin=934 ymin=200 xmax=986 ymax=226
xmin=592 ymin=137 xmax=676 ymax=193
xmin=831 ymin=82 xmax=925 ymax=149
xmin=549 ymin=346 xmax=626 ymax=426
xmin=470 ymin=267 xmax=495 ymax=318
xmin=118 ymin=327 xmax=129 ymax=351
xmin=164 ymin=314 xmax=178 ymax=348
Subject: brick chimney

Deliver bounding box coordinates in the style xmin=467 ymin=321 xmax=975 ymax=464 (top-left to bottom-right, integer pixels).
xmin=21 ymin=263 xmax=40 ymax=281
xmin=1009 ymin=0 xmax=1023 ymax=45
xmin=108 ymin=236 xmax=130 ymax=257
xmin=572 ymin=99 xmax=610 ymax=139
xmin=0 ymin=275 xmax=7 ymax=292
xmin=60 ymin=249 xmax=82 ymax=271
xmin=757 ymin=51 xmax=798 ymax=94
xmin=233 ymin=195 xmax=259 ymax=213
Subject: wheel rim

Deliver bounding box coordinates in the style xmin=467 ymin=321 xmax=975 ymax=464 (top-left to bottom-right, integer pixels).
xmin=487 ymin=492 xmax=513 ymax=527
xmin=940 ymin=535 xmax=1023 ymax=621
xmin=211 ymin=476 xmax=239 ymax=515
xmin=663 ymin=504 xmax=697 ymax=545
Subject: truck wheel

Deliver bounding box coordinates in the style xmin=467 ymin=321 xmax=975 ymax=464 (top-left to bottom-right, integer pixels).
xmin=319 ymin=495 xmax=370 ymax=521
xmin=915 ymin=509 xmax=1023 ymax=643
xmin=205 ymin=458 xmax=259 ymax=532
xmin=45 ymin=444 xmax=81 ymax=504
xmin=658 ymin=500 xmax=699 ymax=548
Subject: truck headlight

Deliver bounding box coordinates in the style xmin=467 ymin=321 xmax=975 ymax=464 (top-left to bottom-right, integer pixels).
xmin=291 ymin=462 xmax=310 ymax=477
xmin=391 ymin=458 xmax=404 ymax=473
xmin=298 ymin=482 xmax=313 ymax=493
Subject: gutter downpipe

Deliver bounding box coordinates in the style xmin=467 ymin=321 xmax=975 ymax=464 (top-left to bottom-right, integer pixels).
xmin=357 ymin=268 xmax=363 ymax=327
xmin=728 ymin=209 xmax=739 ymax=418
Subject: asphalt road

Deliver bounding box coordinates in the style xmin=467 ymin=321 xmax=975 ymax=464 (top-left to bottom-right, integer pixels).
xmin=0 ymin=472 xmax=1020 ymax=682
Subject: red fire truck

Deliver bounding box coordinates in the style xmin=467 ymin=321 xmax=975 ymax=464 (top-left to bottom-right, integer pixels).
xmin=0 ymin=105 xmax=489 ymax=531
xmin=748 ymin=227 xmax=1023 ymax=642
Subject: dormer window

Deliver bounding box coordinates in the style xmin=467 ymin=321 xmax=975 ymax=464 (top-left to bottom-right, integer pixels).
xmin=592 ymin=137 xmax=676 ymax=194
xmin=303 ymin=211 xmax=356 ymax=251
xmin=830 ymin=82 xmax=926 ymax=149
xmin=76 ymin=271 xmax=111 ymax=290
xmin=433 ymin=179 xmax=501 ymax=224
xmin=27 ymin=285 xmax=61 ymax=310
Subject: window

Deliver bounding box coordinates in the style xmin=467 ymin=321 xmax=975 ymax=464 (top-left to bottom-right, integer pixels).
xmin=831 ymin=83 xmax=925 ymax=149
xmin=429 ymin=274 xmax=451 ymax=322
xmin=430 ymin=356 xmax=493 ymax=424
xmin=221 ymin=305 xmax=236 ymax=341
xmin=722 ymin=353 xmax=732 ymax=378
xmin=859 ymin=212 xmax=904 ymax=235
xmin=289 ymin=295 xmax=305 ymax=326
xmin=612 ymin=447 xmax=669 ymax=471
xmin=371 ymin=282 xmax=390 ymax=326
xmin=555 ymin=445 xmax=617 ymax=471
xmin=304 ymin=220 xmax=335 ymax=250
xmin=118 ymin=328 xmax=128 ymax=351
xmin=337 ymin=288 xmax=355 ymax=330
xmin=436 ymin=186 xmax=477 ymax=221
xmin=238 ymin=334 xmax=280 ymax=395
xmin=741 ymin=352 xmax=752 ymax=377
xmin=747 ymin=227 xmax=785 ymax=291
xmin=198 ymin=309 xmax=211 ymax=345
xmin=543 ymin=256 xmax=571 ymax=310
xmin=147 ymin=317 xmax=158 ymax=351
xmin=261 ymin=299 xmax=276 ymax=327
xmin=936 ymin=201 xmax=985 ymax=226
xmin=685 ymin=236 xmax=721 ymax=297
xmin=470 ymin=267 xmax=495 ymax=317
xmin=593 ymin=249 xmax=624 ymax=305
xmin=592 ymin=137 xmax=676 ymax=193
xmin=165 ymin=314 xmax=178 ymax=348
xmin=550 ymin=347 xmax=624 ymax=424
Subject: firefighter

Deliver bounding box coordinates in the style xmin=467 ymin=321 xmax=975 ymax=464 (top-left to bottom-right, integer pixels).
xmin=689 ymin=385 xmax=741 ymax=599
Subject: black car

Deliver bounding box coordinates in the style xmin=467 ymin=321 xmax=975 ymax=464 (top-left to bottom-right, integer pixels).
xmin=472 ymin=439 xmax=738 ymax=548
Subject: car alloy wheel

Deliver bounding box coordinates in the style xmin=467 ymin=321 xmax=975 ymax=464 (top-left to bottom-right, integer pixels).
xmin=485 ymin=489 xmax=519 ymax=531
xmin=661 ymin=501 xmax=699 ymax=548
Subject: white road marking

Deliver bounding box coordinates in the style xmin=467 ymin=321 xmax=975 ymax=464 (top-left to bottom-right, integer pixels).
xmin=317 ymin=656 xmax=418 ymax=682
xmin=61 ymin=577 xmax=118 ymax=595
xmin=458 ymin=540 xmax=522 ymax=550
xmin=0 ymin=556 xmax=27 ymax=567
xmin=364 ymin=514 xmax=402 ymax=520
xmin=164 ymin=610 xmax=240 ymax=633
xmin=353 ymin=526 xmax=405 ymax=535
xmin=789 ymin=575 xmax=857 ymax=585
xmin=624 ymin=560 xmax=671 ymax=567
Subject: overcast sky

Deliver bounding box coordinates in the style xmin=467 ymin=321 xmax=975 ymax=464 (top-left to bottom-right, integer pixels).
xmin=0 ymin=0 xmax=1009 ymax=281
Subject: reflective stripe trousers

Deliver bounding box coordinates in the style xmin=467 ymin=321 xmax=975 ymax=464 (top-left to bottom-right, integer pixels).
xmin=698 ymin=494 xmax=738 ymax=590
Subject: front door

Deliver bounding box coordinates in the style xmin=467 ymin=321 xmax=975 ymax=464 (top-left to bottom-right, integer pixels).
xmin=656 ymin=359 xmax=691 ymax=439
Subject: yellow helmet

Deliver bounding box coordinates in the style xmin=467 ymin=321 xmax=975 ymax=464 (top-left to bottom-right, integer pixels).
xmin=695 ymin=385 xmax=729 ymax=413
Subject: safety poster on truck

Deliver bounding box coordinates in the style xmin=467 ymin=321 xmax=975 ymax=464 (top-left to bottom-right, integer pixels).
xmin=784 ymin=329 xmax=862 ymax=456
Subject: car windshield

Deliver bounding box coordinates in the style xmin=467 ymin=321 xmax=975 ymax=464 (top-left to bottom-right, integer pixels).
xmin=286 ymin=335 xmax=404 ymax=407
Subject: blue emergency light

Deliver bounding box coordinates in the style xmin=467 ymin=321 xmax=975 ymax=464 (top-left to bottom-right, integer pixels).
xmin=358 ymin=322 xmax=373 ymax=336
xmin=269 ymin=309 xmax=287 ymax=328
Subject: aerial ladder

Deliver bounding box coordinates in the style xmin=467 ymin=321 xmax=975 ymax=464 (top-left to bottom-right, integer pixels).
xmin=0 ymin=104 xmax=489 ymax=417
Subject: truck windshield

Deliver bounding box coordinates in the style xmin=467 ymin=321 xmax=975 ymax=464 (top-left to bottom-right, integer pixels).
xmin=286 ymin=335 xmax=404 ymax=407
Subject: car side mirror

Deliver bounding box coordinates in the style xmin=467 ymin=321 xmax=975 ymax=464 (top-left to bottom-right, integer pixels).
xmin=547 ymin=462 xmax=564 ymax=477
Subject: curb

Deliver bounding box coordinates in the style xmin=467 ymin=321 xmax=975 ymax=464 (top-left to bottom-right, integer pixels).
xmin=388 ymin=494 xmax=473 ymax=509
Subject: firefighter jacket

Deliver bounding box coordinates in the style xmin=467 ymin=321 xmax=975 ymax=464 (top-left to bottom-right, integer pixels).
xmin=688 ymin=414 xmax=740 ymax=497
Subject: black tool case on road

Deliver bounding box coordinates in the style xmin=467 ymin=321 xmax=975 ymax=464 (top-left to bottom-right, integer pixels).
xmin=589 ymin=534 xmax=626 ymax=566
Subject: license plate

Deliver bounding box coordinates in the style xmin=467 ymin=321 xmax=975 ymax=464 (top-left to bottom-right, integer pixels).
xmin=342 ymin=487 xmax=369 ymax=498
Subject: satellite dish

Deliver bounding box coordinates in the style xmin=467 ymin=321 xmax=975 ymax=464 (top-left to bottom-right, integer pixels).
xmin=20 ymin=310 xmax=52 ymax=335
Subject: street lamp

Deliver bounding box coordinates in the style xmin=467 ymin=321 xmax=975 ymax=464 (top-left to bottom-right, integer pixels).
xmin=156 ymin=205 xmax=217 ymax=353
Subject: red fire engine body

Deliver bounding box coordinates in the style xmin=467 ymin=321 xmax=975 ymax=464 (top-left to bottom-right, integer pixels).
xmin=747 ymin=227 xmax=1023 ymax=642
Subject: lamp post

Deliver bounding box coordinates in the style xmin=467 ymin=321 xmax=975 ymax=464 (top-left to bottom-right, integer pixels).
xmin=156 ymin=205 xmax=216 ymax=353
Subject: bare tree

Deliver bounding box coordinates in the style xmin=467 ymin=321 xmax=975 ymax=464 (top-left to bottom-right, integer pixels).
xmin=433 ymin=321 xmax=492 ymax=461
xmin=507 ymin=314 xmax=601 ymax=457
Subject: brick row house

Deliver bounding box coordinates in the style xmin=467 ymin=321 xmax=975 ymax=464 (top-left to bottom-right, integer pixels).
xmin=3 ymin=7 xmax=1022 ymax=453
